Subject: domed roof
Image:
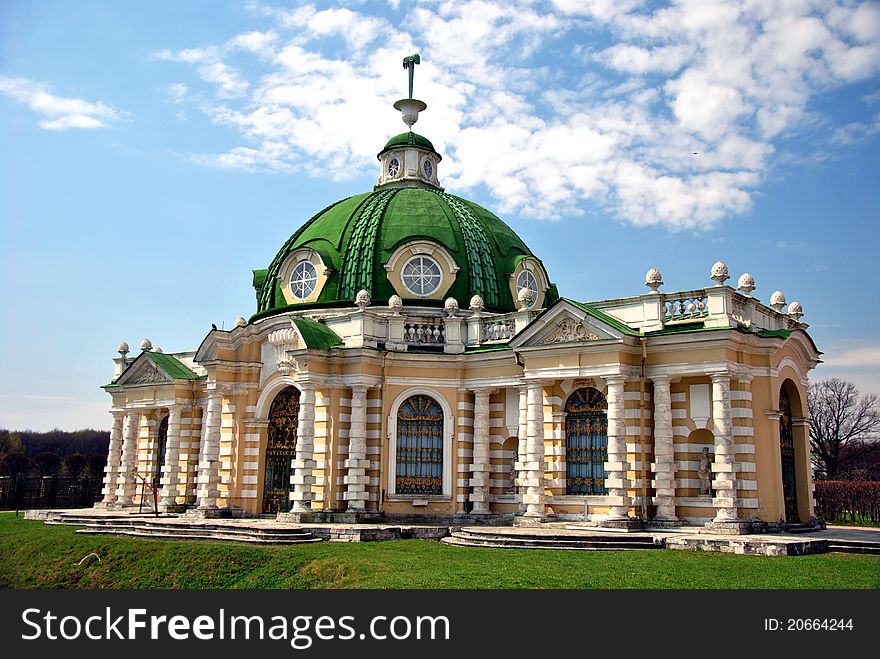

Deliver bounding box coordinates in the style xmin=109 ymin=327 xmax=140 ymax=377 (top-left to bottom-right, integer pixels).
xmin=381 ymin=131 xmax=439 ymax=156
xmin=253 ymin=187 xmax=555 ymax=317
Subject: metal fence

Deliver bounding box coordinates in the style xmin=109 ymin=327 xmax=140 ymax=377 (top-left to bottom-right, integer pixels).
xmin=0 ymin=475 xmax=103 ymax=510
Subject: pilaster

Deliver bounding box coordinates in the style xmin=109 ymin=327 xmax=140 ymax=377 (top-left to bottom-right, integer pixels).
xmin=115 ymin=410 xmax=141 ymax=506
xmin=195 ymin=387 xmax=223 ymax=513
xmin=343 ymin=385 xmax=370 ymax=511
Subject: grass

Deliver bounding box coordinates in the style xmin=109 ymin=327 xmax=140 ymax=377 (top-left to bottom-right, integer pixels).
xmin=1 ymin=513 xmax=878 ymax=589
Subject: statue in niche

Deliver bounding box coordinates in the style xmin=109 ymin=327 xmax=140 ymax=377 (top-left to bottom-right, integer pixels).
xmin=697 ymin=447 xmax=712 ymax=495
xmin=506 ymin=450 xmax=518 ymax=494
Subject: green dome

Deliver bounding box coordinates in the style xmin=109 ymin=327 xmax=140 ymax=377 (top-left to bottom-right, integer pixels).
xmin=380 ymin=131 xmax=438 ymax=157
xmin=253 ymin=187 xmax=555 ymax=316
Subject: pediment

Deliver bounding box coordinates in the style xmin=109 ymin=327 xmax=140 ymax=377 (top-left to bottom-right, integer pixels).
xmin=510 ymin=300 xmax=631 ymax=348
xmin=115 ymin=355 xmax=172 ymax=386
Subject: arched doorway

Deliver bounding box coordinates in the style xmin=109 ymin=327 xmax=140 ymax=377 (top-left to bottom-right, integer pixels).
xmin=155 ymin=415 xmax=168 ymax=485
xmin=262 ymin=386 xmax=300 ymax=514
xmin=395 ymin=395 xmax=443 ymax=495
xmin=565 ymin=387 xmax=608 ymax=495
xmin=779 ymin=385 xmax=799 ymax=522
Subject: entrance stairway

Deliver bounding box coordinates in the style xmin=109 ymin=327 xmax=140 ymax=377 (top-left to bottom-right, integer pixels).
xmin=45 ymin=513 xmax=322 ymax=545
xmin=441 ymin=527 xmax=662 ymax=551
xmin=824 ymin=539 xmax=880 ymax=555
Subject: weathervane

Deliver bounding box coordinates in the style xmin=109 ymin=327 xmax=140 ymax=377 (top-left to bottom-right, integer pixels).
xmin=402 ymin=53 xmax=421 ymax=99
xmin=394 ymin=53 xmax=426 ymax=128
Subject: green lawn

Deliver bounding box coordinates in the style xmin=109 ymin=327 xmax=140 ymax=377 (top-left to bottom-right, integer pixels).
xmin=1 ymin=513 xmax=877 ymax=589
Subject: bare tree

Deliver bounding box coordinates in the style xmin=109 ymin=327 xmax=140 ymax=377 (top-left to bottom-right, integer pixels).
xmin=808 ymin=378 xmax=880 ymax=480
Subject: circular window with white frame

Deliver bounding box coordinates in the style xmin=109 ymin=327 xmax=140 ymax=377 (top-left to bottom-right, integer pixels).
xmin=402 ymin=255 xmax=443 ymax=296
xmin=289 ymin=261 xmax=319 ymax=300
xmin=516 ymin=270 xmax=539 ymax=308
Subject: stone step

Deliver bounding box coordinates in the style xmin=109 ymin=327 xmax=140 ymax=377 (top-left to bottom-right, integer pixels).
xmin=825 ymin=539 xmax=880 ymax=555
xmin=50 ymin=517 xmax=315 ymax=538
xmin=440 ymin=536 xmax=657 ymax=551
xmin=784 ymin=524 xmax=821 ymax=534
xmin=444 ymin=529 xmax=661 ymax=550
xmin=75 ymin=528 xmax=323 ymax=544
xmin=456 ymin=528 xmax=659 ymax=545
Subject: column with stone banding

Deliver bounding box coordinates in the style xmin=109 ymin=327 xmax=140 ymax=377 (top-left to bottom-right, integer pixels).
xmin=159 ymin=404 xmax=184 ymax=510
xmin=290 ymin=383 xmax=316 ymax=512
xmin=520 ymin=380 xmax=546 ymax=519
xmin=344 ymin=385 xmax=370 ymax=511
xmin=603 ymin=376 xmax=632 ymax=520
xmin=711 ymin=373 xmax=738 ymax=522
xmin=470 ymin=389 xmax=492 ymax=514
xmin=516 ymin=385 xmax=528 ymax=512
xmin=115 ymin=410 xmax=141 ymax=505
xmin=195 ymin=388 xmax=222 ymax=511
xmin=650 ymin=376 xmax=678 ymax=522
xmin=100 ymin=410 xmax=125 ymax=506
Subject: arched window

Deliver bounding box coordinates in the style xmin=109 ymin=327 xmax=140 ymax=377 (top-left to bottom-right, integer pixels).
xmin=155 ymin=415 xmax=168 ymax=483
xmin=779 ymin=386 xmax=798 ymax=522
xmin=262 ymin=386 xmax=300 ymax=514
xmin=565 ymin=387 xmax=608 ymax=495
xmin=395 ymin=395 xmax=443 ymax=494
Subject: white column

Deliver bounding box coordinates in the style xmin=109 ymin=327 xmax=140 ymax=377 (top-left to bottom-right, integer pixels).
xmin=651 ymin=376 xmax=678 ymax=522
xmin=603 ymin=376 xmax=632 ymax=520
xmin=159 ymin=404 xmax=184 ymax=510
xmin=519 ymin=381 xmax=546 ymax=518
xmin=100 ymin=410 xmax=125 ymax=505
xmin=711 ymin=373 xmax=738 ymax=522
xmin=470 ymin=389 xmax=492 ymax=515
xmin=290 ymin=383 xmax=316 ymax=511
xmin=195 ymin=388 xmax=222 ymax=511
xmin=115 ymin=410 xmax=141 ymax=505
xmin=516 ymin=385 xmax=528 ymax=513
xmin=344 ymin=385 xmax=370 ymax=511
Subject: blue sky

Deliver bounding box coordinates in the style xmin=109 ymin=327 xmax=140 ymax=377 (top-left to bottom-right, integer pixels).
xmin=1 ymin=0 xmax=879 ymax=431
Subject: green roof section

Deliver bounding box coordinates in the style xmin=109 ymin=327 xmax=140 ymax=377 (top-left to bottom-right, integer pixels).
xmin=255 ymin=186 xmax=556 ymax=318
xmin=144 ymin=352 xmax=200 ymax=380
xmin=290 ymin=316 xmax=344 ymax=350
xmin=380 ymin=131 xmax=438 ymax=156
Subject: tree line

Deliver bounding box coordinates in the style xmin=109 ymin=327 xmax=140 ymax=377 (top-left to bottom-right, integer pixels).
xmin=0 ymin=428 xmax=109 ymax=479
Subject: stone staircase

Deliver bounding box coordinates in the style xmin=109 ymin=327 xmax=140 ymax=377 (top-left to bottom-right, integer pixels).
xmin=824 ymin=539 xmax=880 ymax=555
xmin=441 ymin=527 xmax=662 ymax=551
xmin=44 ymin=513 xmax=322 ymax=545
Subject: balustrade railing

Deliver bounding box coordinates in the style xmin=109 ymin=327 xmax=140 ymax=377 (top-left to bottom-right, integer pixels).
xmin=662 ymin=293 xmax=708 ymax=322
xmin=404 ymin=321 xmax=445 ymax=345
xmin=482 ymin=318 xmax=515 ymax=342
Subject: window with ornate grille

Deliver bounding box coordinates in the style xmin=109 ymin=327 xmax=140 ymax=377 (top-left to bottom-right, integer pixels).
xmin=395 ymin=395 xmax=444 ymax=495
xmin=565 ymin=387 xmax=608 ymax=495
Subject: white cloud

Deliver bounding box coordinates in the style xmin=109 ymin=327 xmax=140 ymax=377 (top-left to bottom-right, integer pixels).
xmin=0 ymin=76 xmax=124 ymax=130
xmin=155 ymin=0 xmax=880 ymax=230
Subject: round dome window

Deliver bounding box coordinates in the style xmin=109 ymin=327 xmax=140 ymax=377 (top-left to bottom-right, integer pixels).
xmin=516 ymin=270 xmax=538 ymax=308
xmin=402 ymin=255 xmax=443 ymax=296
xmin=290 ymin=261 xmax=318 ymax=300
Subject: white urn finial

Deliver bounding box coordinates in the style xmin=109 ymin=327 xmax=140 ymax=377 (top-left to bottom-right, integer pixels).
xmin=355 ymin=289 xmax=371 ymax=311
xmin=139 ymin=339 xmax=152 ymax=352
xmin=737 ymin=273 xmax=756 ymax=297
xmin=235 ymin=316 xmax=247 ymax=328
xmin=710 ymin=261 xmax=730 ymax=286
xmin=787 ymin=301 xmax=803 ymax=321
xmin=770 ymin=290 xmax=787 ymax=312
xmin=117 ymin=341 xmax=129 ymax=356
xmin=388 ymin=294 xmax=403 ymax=316
xmin=645 ymin=268 xmax=663 ymax=294
xmin=153 ymin=347 xmax=163 ymax=354
xmin=517 ymin=287 xmax=533 ymax=310
xmin=469 ymin=294 xmax=484 ymax=313
xmin=444 ymin=297 xmax=459 ymax=317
